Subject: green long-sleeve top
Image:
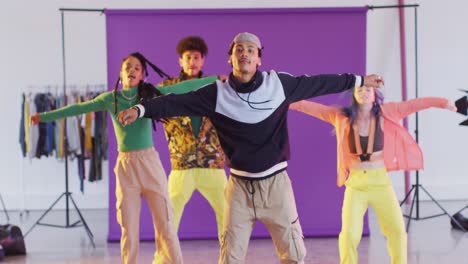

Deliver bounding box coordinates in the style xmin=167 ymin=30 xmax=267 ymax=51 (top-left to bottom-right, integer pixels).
xmin=40 ymin=76 xmax=217 ymax=152
xmin=156 ymin=77 xmax=216 ymax=95
xmin=157 ymin=77 xmax=212 ymax=136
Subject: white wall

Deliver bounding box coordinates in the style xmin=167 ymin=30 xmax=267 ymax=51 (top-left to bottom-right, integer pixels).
xmin=1 ymin=0 xmax=467 ymax=210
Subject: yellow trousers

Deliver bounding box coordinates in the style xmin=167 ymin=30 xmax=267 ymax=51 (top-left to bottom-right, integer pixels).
xmin=168 ymin=168 xmax=227 ymax=242
xmin=115 ymin=147 xmax=183 ymax=264
xmin=339 ymin=168 xmax=407 ymax=264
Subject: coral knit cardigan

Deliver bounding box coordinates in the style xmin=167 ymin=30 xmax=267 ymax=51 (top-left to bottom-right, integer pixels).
xmin=290 ymin=97 xmax=449 ymax=187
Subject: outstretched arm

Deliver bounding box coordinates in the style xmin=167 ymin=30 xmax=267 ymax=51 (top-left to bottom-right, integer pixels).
xmin=289 ymin=100 xmax=341 ymax=124
xmin=383 ymin=97 xmax=456 ymax=119
xmin=30 ymin=94 xmax=107 ymax=125
xmin=118 ymin=83 xmax=217 ymax=127
xmin=281 ymin=72 xmax=384 ymax=102
xmin=157 ymin=76 xmax=218 ymax=95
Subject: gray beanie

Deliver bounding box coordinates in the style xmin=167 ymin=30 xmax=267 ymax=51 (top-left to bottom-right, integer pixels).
xmin=232 ymin=32 xmax=262 ymax=49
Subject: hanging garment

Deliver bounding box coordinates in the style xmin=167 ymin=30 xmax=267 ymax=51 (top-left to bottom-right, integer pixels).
xmin=19 ymin=93 xmax=26 ymax=157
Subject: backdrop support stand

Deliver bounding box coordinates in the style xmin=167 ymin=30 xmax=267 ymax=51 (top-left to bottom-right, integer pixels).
xmin=25 ymin=8 xmax=105 ymax=248
xmin=368 ymin=4 xmax=466 ymax=232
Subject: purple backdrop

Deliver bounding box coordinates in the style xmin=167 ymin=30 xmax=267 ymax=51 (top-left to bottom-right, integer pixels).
xmin=105 ymin=7 xmax=368 ymax=241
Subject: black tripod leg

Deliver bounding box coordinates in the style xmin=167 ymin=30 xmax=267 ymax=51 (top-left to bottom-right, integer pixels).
xmin=419 ymin=186 xmax=467 ymax=232
xmin=0 ymin=194 xmax=10 ymax=221
xmin=400 ymin=186 xmax=415 ymax=206
xmin=405 ymin=190 xmax=417 ymax=231
xmin=24 ymin=193 xmax=66 ymax=237
xmin=69 ymin=195 xmax=95 ymax=248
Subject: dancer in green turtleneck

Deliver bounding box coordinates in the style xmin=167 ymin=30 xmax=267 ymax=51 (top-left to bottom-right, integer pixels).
xmin=30 ymin=52 xmax=216 ymax=264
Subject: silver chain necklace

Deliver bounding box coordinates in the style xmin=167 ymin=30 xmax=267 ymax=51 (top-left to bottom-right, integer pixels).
xmin=120 ymin=89 xmax=138 ymax=100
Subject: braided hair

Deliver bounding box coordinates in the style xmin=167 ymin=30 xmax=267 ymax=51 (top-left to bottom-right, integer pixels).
xmin=112 ymin=52 xmax=171 ymax=130
xmin=113 ymin=52 xmax=171 ymax=115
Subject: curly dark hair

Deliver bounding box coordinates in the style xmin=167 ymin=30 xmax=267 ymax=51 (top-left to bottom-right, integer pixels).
xmin=176 ymin=36 xmax=208 ymax=57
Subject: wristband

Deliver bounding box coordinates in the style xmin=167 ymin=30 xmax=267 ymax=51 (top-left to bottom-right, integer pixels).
xmin=132 ymin=106 xmax=141 ymax=117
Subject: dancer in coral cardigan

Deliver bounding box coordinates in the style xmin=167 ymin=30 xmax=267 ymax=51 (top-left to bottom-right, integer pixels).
xmin=290 ymin=86 xmax=456 ymax=264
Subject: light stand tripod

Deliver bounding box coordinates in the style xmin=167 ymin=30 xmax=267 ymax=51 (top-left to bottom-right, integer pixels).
xmin=368 ymin=4 xmax=466 ymax=231
xmin=399 ymin=171 xmax=466 ymax=232
xmin=399 ymin=6 xmax=466 ymax=232
xmin=449 ymin=94 xmax=468 ymax=231
xmin=368 ymin=4 xmax=466 ymax=232
xmin=24 ymin=9 xmax=104 ymax=247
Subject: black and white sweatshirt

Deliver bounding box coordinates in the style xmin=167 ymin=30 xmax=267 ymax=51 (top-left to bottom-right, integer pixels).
xmin=138 ymin=70 xmax=361 ymax=179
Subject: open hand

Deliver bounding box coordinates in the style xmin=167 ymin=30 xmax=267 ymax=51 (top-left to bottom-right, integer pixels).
xmin=30 ymin=114 xmax=40 ymax=126
xmin=117 ymin=107 xmax=138 ymax=126
xmin=363 ymin=74 xmax=385 ymax=88
xmin=446 ymin=100 xmax=457 ymax=112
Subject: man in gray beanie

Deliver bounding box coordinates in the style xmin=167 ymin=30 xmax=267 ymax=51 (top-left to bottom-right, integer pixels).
xmin=119 ymin=31 xmax=384 ymax=264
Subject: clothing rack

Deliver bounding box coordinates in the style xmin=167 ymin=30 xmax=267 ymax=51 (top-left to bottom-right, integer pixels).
xmin=368 ymin=4 xmax=466 ymax=232
xmin=24 ymin=8 xmax=106 ymax=248
xmin=20 ymin=84 xmax=103 ymax=220
xmin=23 ymin=85 xmax=105 ymax=244
xmin=25 ymin=84 xmax=105 ymax=94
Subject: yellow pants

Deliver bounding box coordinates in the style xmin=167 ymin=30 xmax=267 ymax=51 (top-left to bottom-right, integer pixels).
xmin=168 ymin=168 xmax=227 ymax=242
xmin=115 ymin=147 xmax=183 ymax=264
xmin=339 ymin=168 xmax=407 ymax=264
